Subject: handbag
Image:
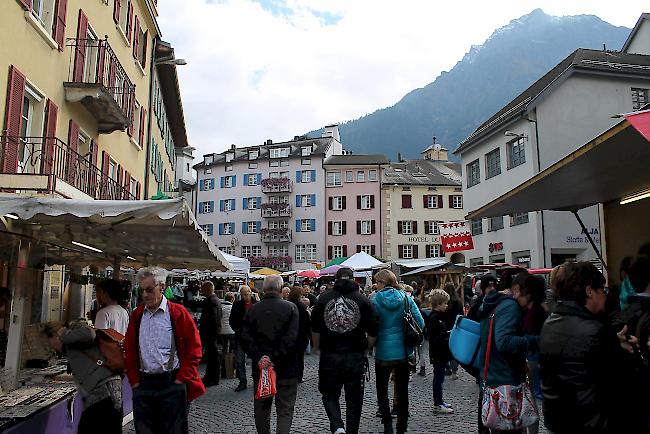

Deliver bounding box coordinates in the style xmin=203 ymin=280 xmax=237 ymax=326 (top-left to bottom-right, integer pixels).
xmin=481 ymin=311 xmax=539 ymax=431
xmin=449 ymin=315 xmax=482 ymax=370
xmin=402 ymin=295 xmax=424 ymax=367
xmin=83 ymin=328 xmax=126 ymax=374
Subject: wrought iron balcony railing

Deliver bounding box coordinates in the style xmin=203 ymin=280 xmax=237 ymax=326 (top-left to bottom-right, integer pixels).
xmin=0 ymin=136 xmax=134 ymax=200
xmin=261 ymin=203 xmax=292 ymax=218
xmin=260 ymin=177 xmax=292 ymax=193
xmin=260 ymin=228 xmax=292 ymax=243
xmin=64 ymin=38 xmax=135 ymax=133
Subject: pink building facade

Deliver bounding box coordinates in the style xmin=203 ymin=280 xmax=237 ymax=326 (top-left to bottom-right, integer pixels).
xmin=324 ymin=155 xmax=389 ymax=260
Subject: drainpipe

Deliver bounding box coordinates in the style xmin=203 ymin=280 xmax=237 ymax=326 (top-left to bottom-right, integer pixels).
xmin=143 ymin=38 xmax=158 ymax=199
xmin=527 ymin=115 xmax=546 ymax=267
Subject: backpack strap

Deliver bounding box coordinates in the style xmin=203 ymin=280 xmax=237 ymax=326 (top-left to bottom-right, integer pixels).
xmin=483 ymin=310 xmax=496 ymax=383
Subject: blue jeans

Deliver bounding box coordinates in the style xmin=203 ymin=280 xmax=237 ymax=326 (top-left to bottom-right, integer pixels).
xmin=234 ymin=338 xmax=247 ymax=385
xmin=432 ymin=362 xmax=446 ymax=405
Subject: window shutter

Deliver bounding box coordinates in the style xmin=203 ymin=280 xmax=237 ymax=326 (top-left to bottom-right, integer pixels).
xmin=328 ymin=197 xmax=333 ymax=210
xmin=296 ymin=171 xmax=301 ymax=183
xmin=328 ymin=246 xmax=333 ymax=259
xmin=310 ymin=170 xmax=316 ymax=182
xmin=342 ymin=196 xmax=346 ymax=209
xmin=356 ymin=221 xmax=361 ymax=234
xmin=343 ymin=246 xmax=348 ymax=257
xmin=424 ymin=221 xmax=430 ymax=235
xmin=398 ymin=245 xmax=404 ymax=259
xmin=412 ymin=221 xmax=418 ymax=234
xmin=242 ymin=222 xmax=247 ymax=234
xmin=218 ymin=223 xmax=224 ymax=235
xmin=219 ymin=200 xmax=225 ymax=212
xmin=342 ymin=221 xmax=347 ymax=235
xmin=230 ymin=199 xmax=235 ymax=211
xmin=397 ymin=221 xmax=403 ymax=234
xmin=310 ymin=194 xmax=316 ymax=206
xmin=210 ymin=201 xmax=216 ymax=212
xmin=126 ymin=1 xmax=133 ymax=40
xmin=296 ymin=219 xmax=301 ymax=232
xmin=356 ymin=245 xmax=361 ymax=253
xmin=232 ymin=175 xmax=236 ymax=187
xmin=328 ymin=222 xmax=332 ymax=235
xmin=135 ymin=181 xmax=141 ymax=199
xmin=67 ymin=120 xmax=79 ymax=183
xmin=127 ymin=104 xmax=135 ymax=136
xmin=423 ymin=195 xmax=429 ymax=208
xmin=357 ymin=195 xmax=361 ymax=209
xmin=243 ymin=198 xmax=248 ymax=209
xmin=256 ymin=221 xmax=261 ymax=233
xmin=53 ymin=0 xmax=68 ymax=51
xmin=141 ymin=30 xmax=148 ymax=68
xmin=257 ymin=174 xmax=262 ymax=184
xmin=116 ymin=164 xmax=123 ymax=198
xmin=139 ymin=108 xmax=146 ymax=146
xmin=370 ymin=195 xmax=375 ymax=209
xmin=220 ymin=177 xmax=225 ymax=188
xmin=17 ymin=0 xmax=32 ymax=10
xmin=123 ymin=170 xmax=130 ymax=197
xmin=101 ymin=151 xmax=110 ymax=176
xmin=403 ymin=194 xmax=412 ymax=208
xmin=295 ymin=195 xmax=301 ymax=207
xmin=113 ymin=0 xmax=121 ymax=24
xmin=426 ymin=245 xmax=431 ymax=258
xmin=42 ymin=99 xmax=58 ymax=175
xmin=73 ymin=10 xmax=89 ymax=82
xmin=413 ymin=245 xmax=419 ymax=259
xmin=132 ymin=16 xmax=140 ymax=59
xmin=243 ymin=174 xmax=249 ymax=185
xmin=371 ymin=220 xmax=376 ymax=234
xmin=438 ymin=195 xmax=444 ymax=208
xmin=449 ymin=195 xmax=454 ymax=208
xmin=371 ymin=245 xmax=376 ymax=256
xmin=310 ymin=219 xmax=315 ymax=230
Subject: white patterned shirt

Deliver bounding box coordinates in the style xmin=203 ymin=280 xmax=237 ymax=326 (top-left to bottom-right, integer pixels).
xmin=138 ymin=296 xmax=180 ymax=373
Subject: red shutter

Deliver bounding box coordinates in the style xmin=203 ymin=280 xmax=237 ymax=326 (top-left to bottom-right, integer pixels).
xmin=141 ymin=30 xmax=148 ymax=68
xmin=136 ymin=181 xmax=141 ymax=199
xmin=426 ymin=245 xmax=431 ymax=258
xmin=423 ymin=195 xmax=429 ymax=208
xmin=343 ymin=246 xmax=348 ymax=257
xmin=53 ymin=0 xmax=68 ymax=51
xmin=42 ymin=100 xmax=58 ymax=175
xmin=412 ymin=221 xmax=418 ymax=234
xmin=66 ymin=120 xmax=79 ymax=183
xmin=424 ymin=221 xmax=430 ymax=235
xmin=370 ymin=194 xmax=375 ymax=209
xmin=397 ymin=221 xmax=403 ymax=234
xmin=328 ymin=246 xmax=333 ymax=259
xmin=327 ymin=221 xmax=332 ymax=235
xmin=371 ymin=220 xmax=376 ymax=234
xmin=17 ymin=0 xmax=32 ymax=10
xmin=449 ymin=195 xmax=454 ymax=208
xmin=371 ymin=245 xmax=376 ymax=256
xmin=328 ymin=197 xmax=332 ymax=210
xmin=127 ymin=103 xmax=135 ymax=136
xmin=342 ymin=221 xmax=347 ymax=235
xmin=124 ymin=170 xmax=131 ymax=198
xmin=73 ymin=10 xmax=89 ymax=82
xmin=100 ymin=150 xmax=110 ymax=199
xmin=113 ymin=0 xmax=121 ymax=24
xmin=356 ymin=245 xmax=361 ymax=253
xmin=402 ymin=194 xmax=411 ymax=208
xmin=356 ymin=221 xmax=361 ymax=234
xmin=413 ymin=245 xmax=419 ymax=259
xmin=342 ymin=196 xmax=346 ymax=209
xmin=139 ymin=107 xmax=146 ymax=146
xmin=438 ymin=195 xmax=444 ymax=208
xmin=117 ymin=164 xmax=124 ymax=199
xmin=398 ymin=245 xmax=404 ymax=259
xmin=132 ymin=16 xmax=140 ymax=59
xmin=2 ymin=66 xmax=26 ymax=174
xmin=356 ymin=195 xmax=361 ymax=209
xmin=126 ymin=2 xmax=133 ymax=40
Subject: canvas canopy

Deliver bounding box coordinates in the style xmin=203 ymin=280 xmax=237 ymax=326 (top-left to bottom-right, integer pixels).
xmin=340 ymin=252 xmax=383 ymax=270
xmin=219 ymin=250 xmax=250 ymax=274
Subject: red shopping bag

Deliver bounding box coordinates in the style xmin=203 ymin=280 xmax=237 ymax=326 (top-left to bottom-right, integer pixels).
xmin=255 ymin=356 xmax=277 ymax=400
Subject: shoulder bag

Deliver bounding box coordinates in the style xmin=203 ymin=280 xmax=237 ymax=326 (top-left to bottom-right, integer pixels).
xmin=402 ymin=294 xmax=424 ymax=366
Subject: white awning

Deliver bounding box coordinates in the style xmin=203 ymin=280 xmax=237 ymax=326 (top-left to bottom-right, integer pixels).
xmin=0 ymin=196 xmax=231 ymax=271
xmin=340 ymin=251 xmax=383 ymax=270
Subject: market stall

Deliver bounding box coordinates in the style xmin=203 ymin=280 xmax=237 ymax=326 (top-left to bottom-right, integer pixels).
xmin=0 ymin=196 xmax=230 ymax=433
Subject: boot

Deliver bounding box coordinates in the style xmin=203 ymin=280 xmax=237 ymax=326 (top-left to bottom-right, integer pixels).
xmin=383 ymin=421 xmax=394 ymax=434
xmin=418 ymin=366 xmax=425 ymax=376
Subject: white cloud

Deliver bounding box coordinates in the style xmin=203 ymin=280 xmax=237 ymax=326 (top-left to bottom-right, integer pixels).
xmin=157 ymin=0 xmax=647 ymax=157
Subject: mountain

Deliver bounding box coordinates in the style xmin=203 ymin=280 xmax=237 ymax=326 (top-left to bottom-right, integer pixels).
xmin=310 ymin=9 xmax=630 ymax=160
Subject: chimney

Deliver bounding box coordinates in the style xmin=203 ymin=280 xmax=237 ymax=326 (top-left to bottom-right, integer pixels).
xmin=230 ymin=144 xmax=236 ymax=150
xmin=322 ymin=124 xmax=340 ymax=142
xmin=265 ymin=139 xmax=272 ymax=145
xmin=397 ymin=152 xmax=403 ymax=162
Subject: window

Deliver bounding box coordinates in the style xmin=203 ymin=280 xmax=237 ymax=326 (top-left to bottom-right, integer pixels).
xmin=632 ymin=87 xmax=649 ymax=111
xmin=301 ymin=170 xmax=312 ymax=183
xmin=327 ymin=171 xmax=341 ymax=187
xmin=131 ymin=102 xmax=141 ymax=142
xmin=401 ymin=221 xmax=413 ymax=235
xmin=249 ymin=149 xmax=259 ymax=160
xmin=360 ymin=195 xmax=372 ymax=210
xmin=361 ymin=245 xmax=373 ymax=254
xmin=470 ymin=257 xmax=484 ymax=267
xmin=356 ymin=170 xmax=365 ymax=182
xmin=200 ymin=224 xmax=213 ymax=236
xmin=427 ymin=221 xmax=440 ymax=235
xmin=224 ymin=175 xmax=234 ymax=188
xmin=249 ymin=162 xmax=258 ymax=169
xmin=332 ymin=221 xmax=344 ymax=236
xmin=200 ymin=178 xmax=214 ymax=191
xmin=488 ymin=216 xmax=504 ymax=232
xmin=333 ymin=246 xmax=344 ymax=258
xmin=223 ymin=199 xmax=235 ymax=212
xmin=129 ymin=177 xmax=137 ymax=197
xmin=270 ymin=147 xmax=290 ymax=158
xmin=332 ymin=196 xmax=344 ymax=211
xmin=241 ymin=246 xmax=252 ymax=257
xmin=301 ymin=158 xmax=311 ymax=165
xmin=345 ymin=170 xmax=354 ymax=183
xmin=307 ymin=244 xmax=317 ymax=260
xmin=360 ymin=221 xmax=372 ymax=235
xmin=246 ymin=197 xmax=259 ymax=210
xmin=295 ymin=245 xmax=306 ymax=261
xmin=280 ymin=171 xmax=289 ymax=179
xmin=301 ymin=220 xmax=314 ymax=232
xmin=136 ymin=27 xmax=147 ymax=67
xmin=225 ymin=152 xmax=234 ymax=162
xmin=269 ymin=160 xmax=279 ymax=167
xmin=108 ymin=159 xmax=118 ymax=181
xmin=204 ymin=168 xmax=212 ymax=174
xmin=368 ymin=169 xmax=378 ymax=181
xmin=451 ymin=195 xmax=463 ymax=209
xmin=485 ymin=148 xmax=501 ymax=179
xmin=251 ymin=246 xmax=262 ymax=257
xmin=301 ymin=195 xmax=314 ymax=207
xmin=427 ymin=244 xmax=443 ymax=258
xmin=247 ymin=221 xmax=258 ymax=234
xmin=222 ymin=222 xmax=234 ymax=235
xmin=301 ymin=146 xmax=311 ymax=156
xmin=471 ymin=219 xmax=483 ymax=236
xmin=402 ymin=245 xmax=413 ymax=259
xmin=510 ymin=212 xmax=529 ymax=226
xmin=247 ymin=174 xmax=259 ymax=186
xmin=280 ymin=160 xmax=289 ymax=167
xmin=427 ymin=195 xmax=439 ymax=209
xmin=278 ymin=245 xmax=289 ymax=257
xmin=220 ymin=246 xmax=236 ymax=255
xmin=508 ymin=138 xmax=526 ymax=168
xmin=402 ymin=194 xmax=412 ymax=209
xmin=225 ymin=165 xmax=233 ymax=172
xmin=118 ymin=0 xmax=133 ymax=38
xmin=278 ymin=220 xmax=289 ymax=229
xmin=31 ymin=0 xmax=56 ymax=36
xmin=467 ymin=159 xmax=480 ymax=187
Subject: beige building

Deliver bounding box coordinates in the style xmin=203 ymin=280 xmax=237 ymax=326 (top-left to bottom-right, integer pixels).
xmin=0 ymin=0 xmax=187 ymax=201
xmin=382 ymin=146 xmax=466 ymax=263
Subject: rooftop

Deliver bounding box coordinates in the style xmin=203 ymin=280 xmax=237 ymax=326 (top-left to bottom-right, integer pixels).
xmin=382 ymin=159 xmax=461 ymax=186
xmin=324 ymin=154 xmax=390 ymax=166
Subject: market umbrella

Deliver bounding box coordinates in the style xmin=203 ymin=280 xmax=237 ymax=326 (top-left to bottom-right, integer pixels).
xmin=251 ymin=267 xmax=281 ymax=275
xmin=319 ymin=264 xmax=342 ymax=276
xmin=297 ymin=269 xmax=319 ymax=278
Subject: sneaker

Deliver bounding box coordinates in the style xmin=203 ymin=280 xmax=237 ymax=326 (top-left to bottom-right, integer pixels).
xmin=433 ymin=404 xmax=454 ymax=414
xmin=333 ymin=429 xmax=346 ymax=434
xmin=234 ymin=382 xmax=247 ymax=392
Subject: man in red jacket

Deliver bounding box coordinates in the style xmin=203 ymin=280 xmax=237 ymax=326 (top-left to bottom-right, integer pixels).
xmin=125 ymin=267 xmax=205 ymax=434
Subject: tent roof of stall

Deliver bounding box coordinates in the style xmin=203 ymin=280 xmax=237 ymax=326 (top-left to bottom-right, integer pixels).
xmin=401 ymin=262 xmax=468 ymax=276
xmin=324 ymin=256 xmax=348 ymax=267
xmin=219 ymin=250 xmax=250 ymax=274
xmin=0 ymin=197 xmax=231 ymax=271
xmin=340 ymin=252 xmax=383 ymax=270
xmin=466 ymin=111 xmax=650 ymax=220
xmin=250 ymin=267 xmax=281 ymax=275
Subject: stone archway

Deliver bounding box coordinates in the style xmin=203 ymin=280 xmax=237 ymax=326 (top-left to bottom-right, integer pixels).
xmin=450 ymin=252 xmax=465 ymax=264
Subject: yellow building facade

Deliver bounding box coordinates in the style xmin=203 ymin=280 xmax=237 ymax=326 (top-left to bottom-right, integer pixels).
xmin=0 ymin=0 xmax=184 ymax=201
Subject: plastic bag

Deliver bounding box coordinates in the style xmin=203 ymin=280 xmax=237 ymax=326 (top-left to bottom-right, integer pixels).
xmin=255 ymin=356 xmax=277 ymax=400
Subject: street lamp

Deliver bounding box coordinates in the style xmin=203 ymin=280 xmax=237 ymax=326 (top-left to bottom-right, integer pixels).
xmin=156 ymin=58 xmax=187 ymax=66
xmin=504 ymin=130 xmax=527 ymax=140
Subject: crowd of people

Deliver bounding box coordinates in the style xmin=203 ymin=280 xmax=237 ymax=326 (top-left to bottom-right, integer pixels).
xmin=39 ymin=247 xmax=650 ymax=434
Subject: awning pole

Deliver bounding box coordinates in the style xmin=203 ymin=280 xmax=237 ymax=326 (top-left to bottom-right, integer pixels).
xmin=572 ymin=211 xmax=608 ymax=273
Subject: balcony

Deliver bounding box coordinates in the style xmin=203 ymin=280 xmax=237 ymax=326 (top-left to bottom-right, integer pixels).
xmin=260 ymin=228 xmax=292 ymax=243
xmin=64 ymin=38 xmax=135 ymax=133
xmin=261 ymin=177 xmax=292 ymax=193
xmin=261 ymin=203 xmax=292 ymax=218
xmin=249 ymin=256 xmax=293 ymax=272
xmin=0 ymin=136 xmax=134 ymax=200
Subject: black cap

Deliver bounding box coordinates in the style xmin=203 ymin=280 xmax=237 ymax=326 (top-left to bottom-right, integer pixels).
xmin=480 ymin=274 xmax=498 ymax=291
xmin=336 ymin=267 xmax=354 ymax=280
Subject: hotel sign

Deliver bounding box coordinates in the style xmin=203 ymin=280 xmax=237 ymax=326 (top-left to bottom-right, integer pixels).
xmin=407 ymin=236 xmax=442 ymax=243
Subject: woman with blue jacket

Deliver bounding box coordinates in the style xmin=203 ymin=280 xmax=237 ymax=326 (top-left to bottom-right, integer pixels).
xmin=372 ymin=270 xmax=425 ymax=434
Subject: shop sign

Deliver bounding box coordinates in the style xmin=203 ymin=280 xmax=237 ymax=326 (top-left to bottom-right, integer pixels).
xmin=407 ymin=236 xmax=442 ymax=243
xmin=566 ymin=227 xmax=600 ymax=244
xmin=488 ymin=242 xmax=504 ymax=253
xmin=517 ymin=256 xmax=531 ymax=264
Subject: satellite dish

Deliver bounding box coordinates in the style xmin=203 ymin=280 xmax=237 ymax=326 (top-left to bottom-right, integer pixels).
xmin=433 ymin=144 xmax=442 ymax=152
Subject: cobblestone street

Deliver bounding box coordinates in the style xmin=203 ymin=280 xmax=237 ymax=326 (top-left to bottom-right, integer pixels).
xmin=125 ymin=345 xmax=547 ymax=433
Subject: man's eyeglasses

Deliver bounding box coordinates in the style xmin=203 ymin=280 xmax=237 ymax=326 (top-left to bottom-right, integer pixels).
xmin=141 ymin=284 xmax=161 ymax=293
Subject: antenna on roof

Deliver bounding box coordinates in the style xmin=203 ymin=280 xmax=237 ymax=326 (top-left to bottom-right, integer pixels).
xmin=432 ymin=136 xmax=437 ymax=144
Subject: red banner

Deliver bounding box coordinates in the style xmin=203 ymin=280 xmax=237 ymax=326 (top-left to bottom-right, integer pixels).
xmin=440 ymin=221 xmax=474 ymax=253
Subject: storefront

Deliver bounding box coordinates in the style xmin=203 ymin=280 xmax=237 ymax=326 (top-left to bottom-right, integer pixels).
xmin=0 ymin=197 xmax=230 ymax=432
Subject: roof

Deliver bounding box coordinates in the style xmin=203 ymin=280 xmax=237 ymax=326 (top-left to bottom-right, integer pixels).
xmin=195 ymin=136 xmax=335 ymax=169
xmin=454 ymin=48 xmax=650 ymax=155
xmin=465 ymin=110 xmax=650 ymax=220
xmin=622 ymin=13 xmax=650 ymax=52
xmin=324 ymin=154 xmax=390 ymax=165
xmin=156 ymin=40 xmax=189 ymax=148
xmin=382 ymin=159 xmax=461 ymax=187
xmin=421 ymin=145 xmax=449 ymax=153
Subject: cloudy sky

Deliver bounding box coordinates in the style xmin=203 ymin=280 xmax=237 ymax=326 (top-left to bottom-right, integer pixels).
xmin=157 ymin=0 xmax=647 ymax=157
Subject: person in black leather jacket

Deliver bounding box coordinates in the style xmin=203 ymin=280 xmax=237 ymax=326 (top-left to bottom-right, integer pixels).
xmin=539 ymin=261 xmax=634 ymax=433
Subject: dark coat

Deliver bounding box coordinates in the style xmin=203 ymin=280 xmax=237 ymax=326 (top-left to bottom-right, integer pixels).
xmin=291 ymin=299 xmax=311 ymax=353
xmin=199 ymin=293 xmax=222 ymax=343
xmin=229 ymin=298 xmax=256 ymax=338
xmin=241 ymin=292 xmax=299 ymax=380
xmin=426 ymin=310 xmax=452 ymax=364
xmin=539 ymin=301 xmax=631 ymax=433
